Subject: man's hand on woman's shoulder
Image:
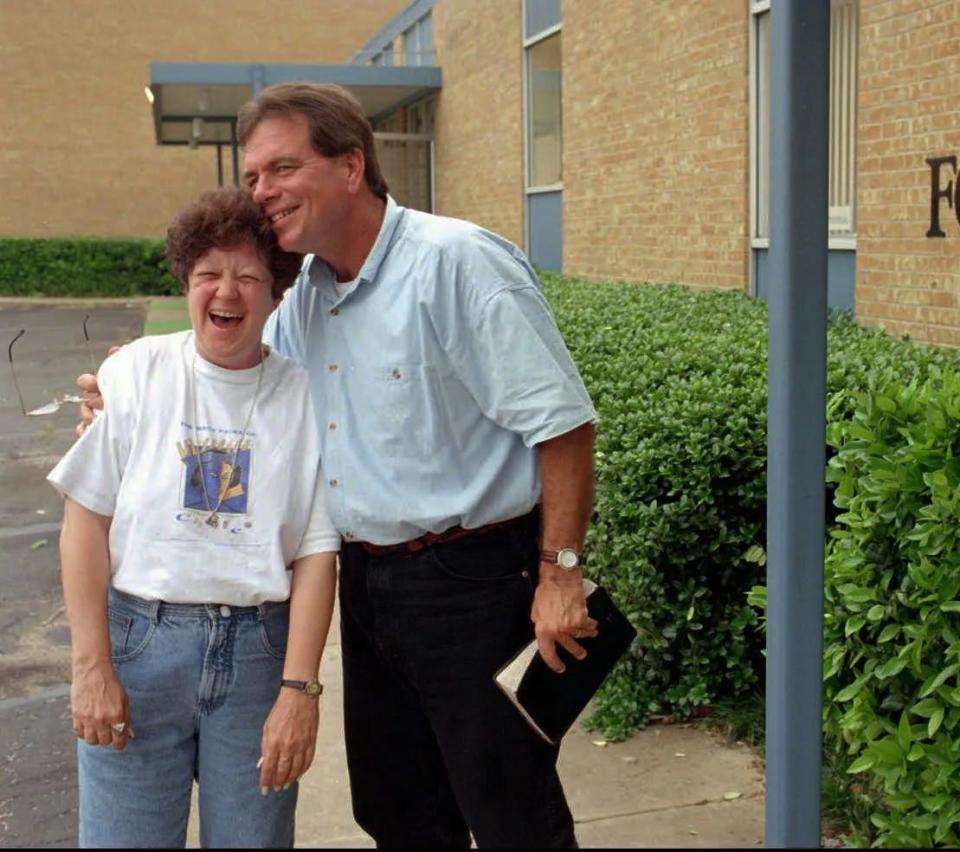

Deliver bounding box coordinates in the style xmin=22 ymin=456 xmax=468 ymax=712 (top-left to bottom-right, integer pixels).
xmin=76 ymin=373 xmax=101 ymax=437
xmin=75 ymin=345 xmax=122 ymax=437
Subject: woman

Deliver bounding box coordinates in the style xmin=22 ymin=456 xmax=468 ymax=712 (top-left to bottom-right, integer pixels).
xmin=48 ymin=188 xmax=339 ymax=848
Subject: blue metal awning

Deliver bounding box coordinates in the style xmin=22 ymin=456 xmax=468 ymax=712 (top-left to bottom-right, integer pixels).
xmin=147 ymin=61 xmax=442 ymax=147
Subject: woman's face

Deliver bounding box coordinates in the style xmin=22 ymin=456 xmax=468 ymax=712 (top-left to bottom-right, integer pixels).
xmin=187 ymin=243 xmax=277 ymax=369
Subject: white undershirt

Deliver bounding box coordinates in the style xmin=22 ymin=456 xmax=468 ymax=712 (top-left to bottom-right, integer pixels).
xmin=332 ymin=277 xmax=356 ymax=299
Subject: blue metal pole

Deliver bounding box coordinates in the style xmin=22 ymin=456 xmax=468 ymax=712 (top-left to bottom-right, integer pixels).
xmin=765 ymin=1 xmax=829 ymax=847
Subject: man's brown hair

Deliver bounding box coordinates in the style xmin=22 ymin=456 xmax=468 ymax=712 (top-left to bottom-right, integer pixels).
xmin=237 ymin=82 xmax=389 ymax=201
xmin=164 ymin=187 xmax=303 ymax=299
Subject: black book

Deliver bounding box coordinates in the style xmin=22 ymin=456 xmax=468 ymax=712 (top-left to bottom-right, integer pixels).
xmin=494 ymin=580 xmax=637 ymax=744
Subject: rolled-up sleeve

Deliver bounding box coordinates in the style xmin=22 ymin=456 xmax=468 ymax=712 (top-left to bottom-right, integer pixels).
xmin=454 ymin=284 xmax=597 ymax=447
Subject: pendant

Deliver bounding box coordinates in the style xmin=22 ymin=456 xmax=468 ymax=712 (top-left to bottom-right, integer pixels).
xmin=205 ymin=512 xmax=220 ymax=528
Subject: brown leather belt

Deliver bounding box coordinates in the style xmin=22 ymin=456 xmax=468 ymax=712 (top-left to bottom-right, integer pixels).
xmin=356 ymin=510 xmax=536 ymax=557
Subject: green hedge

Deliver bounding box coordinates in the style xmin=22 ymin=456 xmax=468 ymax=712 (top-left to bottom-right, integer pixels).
xmin=818 ymin=368 xmax=960 ymax=847
xmin=0 ymin=238 xmax=179 ymax=297
xmin=539 ymin=272 xmax=959 ymax=746
xmin=542 ymin=275 xmax=771 ymax=738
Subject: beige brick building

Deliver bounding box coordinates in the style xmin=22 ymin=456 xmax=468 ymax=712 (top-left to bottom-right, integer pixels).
xmin=428 ymin=0 xmax=960 ymax=346
xmin=563 ymin=1 xmax=749 ymax=290
xmin=6 ymin=0 xmax=960 ymax=345
xmin=855 ymin=0 xmax=960 ymax=346
xmin=430 ymin=1 xmax=525 ymax=250
xmin=0 ymin=0 xmax=407 ymax=239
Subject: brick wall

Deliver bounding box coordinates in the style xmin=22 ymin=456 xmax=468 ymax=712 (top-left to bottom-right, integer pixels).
xmin=430 ymin=0 xmax=524 ymax=248
xmin=0 ymin=0 xmax=405 ymax=238
xmin=856 ymin=0 xmax=960 ymax=346
xmin=562 ymin=0 xmax=749 ymax=289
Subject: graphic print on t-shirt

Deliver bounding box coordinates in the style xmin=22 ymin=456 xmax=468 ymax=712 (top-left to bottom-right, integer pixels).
xmin=177 ymin=438 xmax=252 ymax=517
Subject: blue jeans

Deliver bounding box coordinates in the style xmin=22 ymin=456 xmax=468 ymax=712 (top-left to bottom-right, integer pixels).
xmin=339 ymin=510 xmax=577 ymax=848
xmin=78 ymin=589 xmax=297 ymax=848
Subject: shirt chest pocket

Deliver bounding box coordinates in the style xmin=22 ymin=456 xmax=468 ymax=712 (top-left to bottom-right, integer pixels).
xmin=373 ymin=364 xmax=427 ymax=459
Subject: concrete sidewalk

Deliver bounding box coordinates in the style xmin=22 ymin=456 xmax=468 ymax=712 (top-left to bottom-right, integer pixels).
xmin=188 ymin=619 xmax=766 ymax=849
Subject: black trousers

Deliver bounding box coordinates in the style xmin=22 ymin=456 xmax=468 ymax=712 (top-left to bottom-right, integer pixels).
xmin=339 ymin=514 xmax=577 ymax=849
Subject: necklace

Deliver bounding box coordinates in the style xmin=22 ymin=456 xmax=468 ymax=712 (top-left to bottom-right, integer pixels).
xmin=190 ymin=344 xmax=265 ymax=528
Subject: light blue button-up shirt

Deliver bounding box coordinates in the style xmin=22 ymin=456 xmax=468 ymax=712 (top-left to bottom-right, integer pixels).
xmin=263 ymin=197 xmax=597 ymax=545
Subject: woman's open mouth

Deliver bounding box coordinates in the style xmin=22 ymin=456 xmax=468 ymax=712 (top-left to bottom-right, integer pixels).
xmin=209 ymin=310 xmax=243 ymax=329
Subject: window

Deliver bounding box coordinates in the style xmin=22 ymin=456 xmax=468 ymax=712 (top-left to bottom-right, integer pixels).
xmin=407 ymin=98 xmax=435 ymax=135
xmin=751 ymin=0 xmax=858 ymax=242
xmin=372 ymin=41 xmax=394 ymax=66
xmin=829 ymin=0 xmax=858 ymax=235
xmin=403 ymin=23 xmax=419 ymax=66
xmin=362 ymin=8 xmax=433 ymax=68
xmin=525 ymin=32 xmax=562 ymax=189
xmin=419 ymin=13 xmax=434 ymax=66
xmin=403 ymin=11 xmax=434 ymax=67
xmin=525 ymin=0 xmax=561 ymax=38
xmin=523 ymin=0 xmax=563 ymax=269
xmin=754 ymin=9 xmax=771 ymax=239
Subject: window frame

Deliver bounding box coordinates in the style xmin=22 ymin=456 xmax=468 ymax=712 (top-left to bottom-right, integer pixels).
xmin=523 ymin=24 xmax=563 ymax=193
xmin=749 ymin=0 xmax=857 ymax=254
xmin=372 ymin=41 xmax=394 ymax=66
xmin=403 ymin=22 xmax=420 ymax=66
xmin=401 ymin=11 xmax=433 ymax=67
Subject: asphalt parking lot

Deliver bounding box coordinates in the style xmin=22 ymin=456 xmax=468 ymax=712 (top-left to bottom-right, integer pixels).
xmin=0 ymin=300 xmax=145 ymax=847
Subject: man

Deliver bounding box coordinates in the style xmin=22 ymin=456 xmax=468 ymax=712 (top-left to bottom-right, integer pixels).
xmin=81 ymin=83 xmax=597 ymax=848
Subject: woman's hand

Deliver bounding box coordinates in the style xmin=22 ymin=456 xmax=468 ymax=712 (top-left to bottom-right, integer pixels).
xmin=258 ymin=689 xmax=320 ymax=793
xmin=71 ymin=660 xmax=133 ymax=751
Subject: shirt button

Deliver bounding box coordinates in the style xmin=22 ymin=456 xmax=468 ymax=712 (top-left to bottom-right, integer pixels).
xmin=219 ymin=605 xmax=231 ymax=617
xmin=328 ymin=364 xmax=338 ymax=372
xmin=331 ymin=308 xmax=340 ymax=316
xmin=329 ymin=422 xmax=337 ymax=430
xmin=329 ymin=479 xmax=339 ymax=487
xmin=392 ymin=368 xmax=402 ymax=379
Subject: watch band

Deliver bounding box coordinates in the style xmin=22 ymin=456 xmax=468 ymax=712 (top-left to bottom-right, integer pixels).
xmin=540 ymin=548 xmax=581 ymax=571
xmin=281 ymin=678 xmax=323 ymax=697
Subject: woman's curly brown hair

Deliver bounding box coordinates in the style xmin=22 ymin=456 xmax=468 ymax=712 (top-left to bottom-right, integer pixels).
xmin=164 ymin=188 xmax=303 ymax=299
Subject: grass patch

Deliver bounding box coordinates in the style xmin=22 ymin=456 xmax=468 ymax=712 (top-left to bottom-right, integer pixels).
xmin=703 ymin=693 xmax=765 ymax=749
xmin=143 ymin=297 xmax=189 ymax=335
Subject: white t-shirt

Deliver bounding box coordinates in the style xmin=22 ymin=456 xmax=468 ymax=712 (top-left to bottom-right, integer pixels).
xmin=48 ymin=331 xmax=340 ymax=606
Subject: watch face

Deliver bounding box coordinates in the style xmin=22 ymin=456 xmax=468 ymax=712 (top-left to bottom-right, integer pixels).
xmin=306 ymin=681 xmax=323 ymax=697
xmin=558 ymin=549 xmax=579 ymax=570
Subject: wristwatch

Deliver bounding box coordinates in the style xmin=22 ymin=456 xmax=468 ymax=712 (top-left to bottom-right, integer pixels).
xmin=540 ymin=548 xmax=582 ymax=571
xmin=281 ymin=678 xmax=323 ymax=698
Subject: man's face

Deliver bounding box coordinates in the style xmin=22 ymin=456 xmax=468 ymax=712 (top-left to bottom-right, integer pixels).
xmin=242 ymin=113 xmax=351 ymax=256
xmin=187 ymin=243 xmax=277 ymax=370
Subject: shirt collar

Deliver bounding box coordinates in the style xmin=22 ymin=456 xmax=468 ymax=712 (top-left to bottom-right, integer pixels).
xmin=357 ymin=195 xmax=403 ymax=285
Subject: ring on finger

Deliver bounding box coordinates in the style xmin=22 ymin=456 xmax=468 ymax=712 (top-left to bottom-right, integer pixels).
xmin=110 ymin=722 xmax=126 ymax=735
